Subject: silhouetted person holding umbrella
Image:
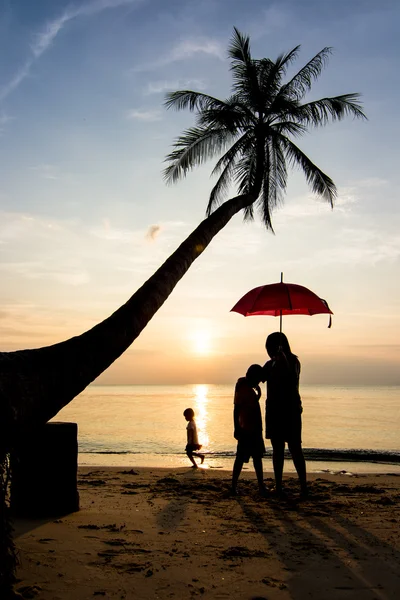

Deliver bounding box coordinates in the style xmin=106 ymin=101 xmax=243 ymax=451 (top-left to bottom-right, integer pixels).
xmin=263 ymin=332 xmax=307 ymax=498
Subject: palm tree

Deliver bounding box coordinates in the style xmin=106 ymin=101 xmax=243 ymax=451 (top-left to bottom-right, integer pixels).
xmin=0 ymin=29 xmax=365 ymax=598
xmin=164 ymin=27 xmax=366 ymax=230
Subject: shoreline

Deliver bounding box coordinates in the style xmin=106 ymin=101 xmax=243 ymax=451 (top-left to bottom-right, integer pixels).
xmin=77 ymin=454 xmax=400 ymax=474
xmin=13 ymin=466 xmax=400 ymax=599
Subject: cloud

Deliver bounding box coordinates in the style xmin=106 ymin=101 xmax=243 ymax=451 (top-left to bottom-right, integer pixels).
xmin=126 ymin=109 xmax=162 ymax=121
xmin=275 ymin=177 xmax=389 ymax=221
xmin=0 ymin=210 xmax=170 ymax=291
xmin=352 ymin=177 xmax=388 ymax=188
xmin=145 ymin=78 xmax=207 ymax=95
xmin=30 ymin=164 xmax=60 ymax=180
xmin=284 ymin=225 xmax=400 ymax=269
xmin=170 ymin=38 xmax=225 ymax=61
xmin=274 ymin=192 xmax=338 ymax=220
xmin=132 ymin=37 xmax=225 ymax=73
xmin=76 ymin=0 xmax=144 ymax=17
xmin=0 ymin=63 xmax=32 ymax=102
xmin=0 ymin=0 xmax=142 ymax=102
xmin=334 ymin=227 xmax=400 ymax=265
xmin=30 ymin=12 xmax=71 ymax=59
xmin=146 ymin=225 xmax=161 ymax=240
xmin=0 ymin=260 xmax=90 ymax=286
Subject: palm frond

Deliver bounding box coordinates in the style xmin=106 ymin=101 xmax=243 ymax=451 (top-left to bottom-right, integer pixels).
xmin=229 ymin=29 xmax=262 ymax=114
xmin=197 ymin=106 xmax=248 ymax=131
xmin=257 ymin=46 xmax=301 ymax=104
xmin=164 ymin=90 xmax=230 ymax=112
xmin=225 ymin=94 xmax=259 ymax=125
xmin=230 ymin=62 xmax=262 ymax=112
xmin=274 ymin=46 xmax=301 ymax=73
xmin=207 ymin=133 xmax=252 ymax=213
xmin=228 ymin=27 xmax=252 ymax=63
xmin=281 ymin=137 xmax=337 ymax=205
xmin=257 ymin=139 xmax=287 ymax=231
xmin=163 ymin=126 xmax=234 ymax=184
xmin=269 ymin=120 xmax=307 ymax=138
xmin=259 ymin=142 xmax=274 ymax=230
xmin=259 ymin=179 xmax=274 ymax=231
xmin=210 ymin=132 xmax=252 ymax=177
xmin=271 ymin=138 xmax=288 ymax=192
xmin=292 ymin=93 xmax=367 ymax=126
xmin=234 ymin=151 xmax=256 ymax=194
xmin=281 ymin=47 xmax=332 ymax=101
xmin=207 ymin=160 xmax=236 ymax=216
xmin=234 ymin=145 xmax=258 ymax=220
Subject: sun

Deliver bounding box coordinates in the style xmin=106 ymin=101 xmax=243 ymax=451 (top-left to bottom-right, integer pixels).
xmin=191 ymin=329 xmax=212 ymax=355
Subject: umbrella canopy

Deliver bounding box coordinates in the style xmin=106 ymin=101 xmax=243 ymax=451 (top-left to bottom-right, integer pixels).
xmin=231 ymin=274 xmax=333 ymax=331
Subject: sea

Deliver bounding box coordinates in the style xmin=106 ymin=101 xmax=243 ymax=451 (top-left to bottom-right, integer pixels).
xmin=53 ymin=384 xmax=400 ymax=474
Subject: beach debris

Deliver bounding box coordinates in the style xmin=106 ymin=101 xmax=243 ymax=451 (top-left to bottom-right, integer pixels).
xmin=121 ymin=561 xmax=152 ymax=573
xmin=122 ymin=482 xmax=147 ymax=489
xmin=262 ymin=577 xmax=287 ymax=589
xmin=371 ymin=496 xmax=396 ymax=505
xmin=128 ymin=529 xmax=144 ymax=534
xmin=220 ymin=546 xmax=270 ymax=559
xmin=158 ymin=476 xmax=180 ymax=485
xmin=120 ymin=469 xmax=139 ymax=475
xmin=103 ymin=539 xmax=127 ymax=547
xmin=16 ymin=585 xmax=42 ymax=599
xmin=78 ymin=479 xmax=106 ymax=486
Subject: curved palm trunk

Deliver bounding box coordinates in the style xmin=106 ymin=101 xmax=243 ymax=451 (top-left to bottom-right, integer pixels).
xmin=0 ymin=193 xmax=254 ymax=442
xmin=1 ymin=192 xmax=253 ymax=597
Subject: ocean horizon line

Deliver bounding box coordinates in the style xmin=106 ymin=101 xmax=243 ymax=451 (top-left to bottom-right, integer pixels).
xmin=88 ymin=382 xmax=400 ymax=388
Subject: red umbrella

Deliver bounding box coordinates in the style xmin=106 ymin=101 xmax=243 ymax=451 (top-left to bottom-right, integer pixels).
xmin=231 ymin=273 xmax=333 ymax=332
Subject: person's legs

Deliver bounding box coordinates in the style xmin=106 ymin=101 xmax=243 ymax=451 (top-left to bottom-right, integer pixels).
xmin=271 ymin=438 xmax=285 ymax=493
xmin=252 ymin=455 xmax=267 ymax=496
xmin=186 ymin=450 xmax=198 ymax=468
xmin=288 ymin=440 xmax=307 ymax=494
xmin=192 ymin=451 xmax=205 ymax=464
xmin=231 ymin=455 xmax=244 ymax=493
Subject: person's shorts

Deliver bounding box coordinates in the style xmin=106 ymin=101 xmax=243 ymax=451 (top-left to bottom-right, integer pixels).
xmin=185 ymin=443 xmax=202 ymax=454
xmin=265 ymin=415 xmax=302 ymax=443
xmin=236 ymin=436 xmax=265 ymax=463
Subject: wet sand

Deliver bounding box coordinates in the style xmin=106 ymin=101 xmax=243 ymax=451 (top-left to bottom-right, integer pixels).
xmin=13 ymin=466 xmax=400 ymax=599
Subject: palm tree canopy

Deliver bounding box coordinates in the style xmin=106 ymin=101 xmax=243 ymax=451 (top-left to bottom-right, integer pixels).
xmin=164 ymin=27 xmax=366 ymax=230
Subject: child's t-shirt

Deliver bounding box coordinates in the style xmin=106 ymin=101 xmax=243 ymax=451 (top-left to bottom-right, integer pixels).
xmin=234 ymin=377 xmax=262 ymax=434
xmin=187 ymin=420 xmax=199 ymax=445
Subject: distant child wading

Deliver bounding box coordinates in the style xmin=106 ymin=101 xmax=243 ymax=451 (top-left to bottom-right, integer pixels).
xmin=183 ymin=408 xmax=205 ymax=468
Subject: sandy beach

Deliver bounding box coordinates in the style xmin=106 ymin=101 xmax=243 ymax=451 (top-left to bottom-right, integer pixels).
xmin=13 ymin=466 xmax=400 ymax=599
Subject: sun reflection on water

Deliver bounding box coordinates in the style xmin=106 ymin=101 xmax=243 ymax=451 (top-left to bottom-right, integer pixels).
xmin=193 ymin=384 xmax=209 ymax=448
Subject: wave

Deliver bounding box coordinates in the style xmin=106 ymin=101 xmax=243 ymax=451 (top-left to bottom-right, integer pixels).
xmin=293 ymin=448 xmax=400 ymax=464
xmin=79 ymin=448 xmax=400 ymax=464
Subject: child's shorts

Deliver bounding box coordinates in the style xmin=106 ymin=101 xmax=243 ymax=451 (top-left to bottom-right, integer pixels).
xmin=186 ymin=443 xmax=202 ymax=453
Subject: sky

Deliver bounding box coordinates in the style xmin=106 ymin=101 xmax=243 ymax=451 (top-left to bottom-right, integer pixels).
xmin=0 ymin=0 xmax=399 ymax=386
